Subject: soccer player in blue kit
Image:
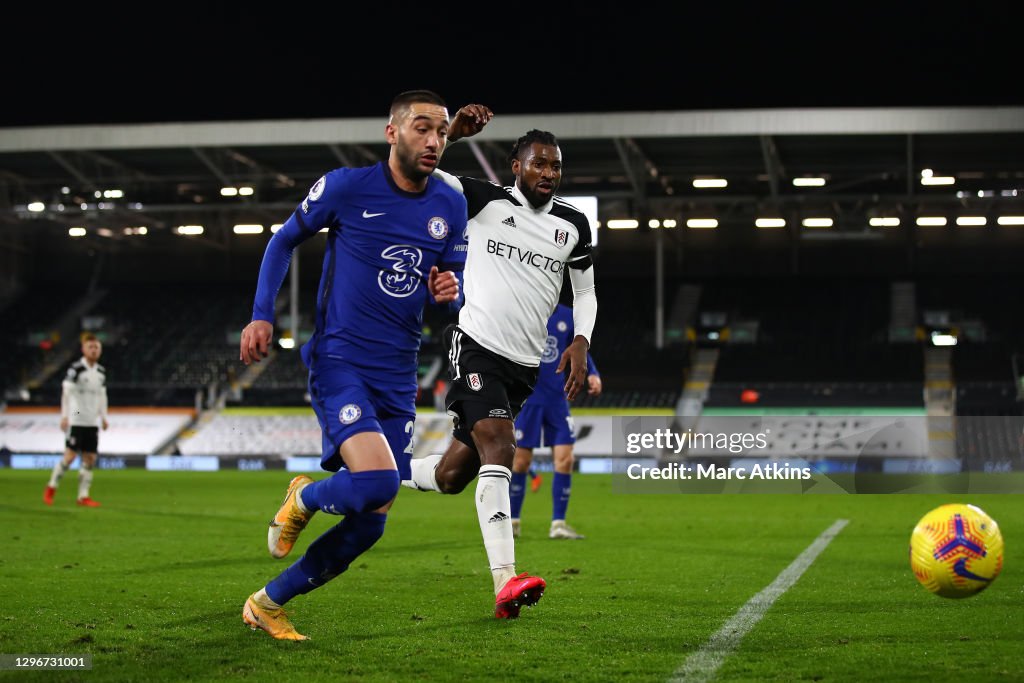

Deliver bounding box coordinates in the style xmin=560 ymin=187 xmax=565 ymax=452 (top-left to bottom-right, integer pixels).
xmin=510 ymin=302 xmax=602 ymax=540
xmin=237 ymin=90 xmax=467 ymax=640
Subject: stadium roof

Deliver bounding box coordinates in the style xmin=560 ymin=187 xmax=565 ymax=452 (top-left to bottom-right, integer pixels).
xmin=2 ymin=106 xmax=1022 ymax=245
xmin=2 ymin=5 xmax=1022 ymax=247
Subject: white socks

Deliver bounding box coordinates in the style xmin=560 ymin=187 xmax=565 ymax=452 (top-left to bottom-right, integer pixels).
xmin=77 ymin=468 xmax=93 ymax=500
xmin=404 ymin=454 xmax=442 ymax=492
xmin=475 ymin=464 xmax=516 ymax=594
xmin=48 ymin=461 xmax=69 ymax=488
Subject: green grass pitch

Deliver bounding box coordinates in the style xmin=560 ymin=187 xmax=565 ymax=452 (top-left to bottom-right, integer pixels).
xmin=0 ymin=470 xmax=1020 ymax=682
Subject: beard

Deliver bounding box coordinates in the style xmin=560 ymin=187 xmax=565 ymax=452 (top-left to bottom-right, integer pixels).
xmin=518 ymin=178 xmax=557 ymax=208
xmin=395 ymin=139 xmax=432 ymax=183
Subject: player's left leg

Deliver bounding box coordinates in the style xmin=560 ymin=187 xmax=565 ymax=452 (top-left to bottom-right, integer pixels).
xmin=471 ymin=417 xmax=545 ymax=617
xmin=248 ymin=430 xmax=401 ymax=641
xmin=549 ymin=444 xmax=584 ymax=539
xmin=510 ymin=404 xmax=541 ymax=538
xmin=404 ymin=436 xmax=480 ymax=494
xmin=76 ymin=452 xmax=101 ymax=507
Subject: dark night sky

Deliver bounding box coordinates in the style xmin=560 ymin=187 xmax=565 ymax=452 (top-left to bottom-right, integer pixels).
xmin=2 ymin=4 xmax=1021 ymax=127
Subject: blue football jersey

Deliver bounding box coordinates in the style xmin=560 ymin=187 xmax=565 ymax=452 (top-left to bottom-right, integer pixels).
xmin=525 ymin=304 xmax=599 ymax=403
xmin=252 ymin=162 xmax=468 ymax=381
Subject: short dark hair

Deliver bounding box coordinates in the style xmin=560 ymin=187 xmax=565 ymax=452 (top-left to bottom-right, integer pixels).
xmin=390 ymin=90 xmax=447 ymax=118
xmin=508 ymin=129 xmax=559 ymax=164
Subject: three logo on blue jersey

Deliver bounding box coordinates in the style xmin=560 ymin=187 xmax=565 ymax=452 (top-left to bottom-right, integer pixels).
xmin=541 ymin=335 xmax=559 ymax=363
xmin=378 ymin=245 xmax=424 ymax=298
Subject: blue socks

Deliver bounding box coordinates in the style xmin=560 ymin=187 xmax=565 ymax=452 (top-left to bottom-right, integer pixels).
xmin=265 ymin=512 xmax=387 ymax=605
xmin=512 ymin=471 xmax=572 ymax=522
xmin=509 ymin=471 xmax=527 ymax=518
xmin=264 ymin=469 xmax=399 ymax=606
xmin=552 ymin=472 xmax=571 ymax=521
xmin=300 ymin=469 xmax=400 ymax=516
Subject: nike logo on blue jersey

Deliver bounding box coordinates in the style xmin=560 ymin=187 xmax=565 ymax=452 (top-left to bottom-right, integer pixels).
xmin=362 ymin=210 xmax=386 ymax=218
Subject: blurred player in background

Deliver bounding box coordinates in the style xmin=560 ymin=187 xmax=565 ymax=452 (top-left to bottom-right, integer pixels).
xmin=510 ymin=302 xmax=601 ymax=540
xmin=44 ymin=333 xmax=108 ymax=507
xmin=405 ymin=110 xmax=598 ymax=618
xmin=238 ymin=90 xmax=466 ymax=640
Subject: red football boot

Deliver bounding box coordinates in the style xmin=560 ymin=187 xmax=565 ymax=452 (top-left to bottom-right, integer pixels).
xmin=495 ymin=573 xmax=546 ymax=619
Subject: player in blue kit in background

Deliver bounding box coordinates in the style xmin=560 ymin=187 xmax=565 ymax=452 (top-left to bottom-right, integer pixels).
xmin=510 ymin=303 xmax=601 ymax=540
xmin=237 ymin=90 xmax=467 ymax=640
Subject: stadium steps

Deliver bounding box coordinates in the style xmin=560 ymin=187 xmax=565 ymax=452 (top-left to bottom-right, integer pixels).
xmin=238 ymin=348 xmax=277 ymax=389
xmin=22 ymin=288 xmax=108 ymax=391
xmin=924 ymin=348 xmax=956 ymax=458
xmin=666 ymin=284 xmax=702 ymax=344
xmin=675 ymin=347 xmax=719 ymax=432
xmin=888 ymin=281 xmax=917 ymax=342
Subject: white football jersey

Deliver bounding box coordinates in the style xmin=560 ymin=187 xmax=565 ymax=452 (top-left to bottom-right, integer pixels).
xmin=61 ymin=357 xmax=108 ymax=427
xmin=434 ymin=170 xmax=593 ymax=366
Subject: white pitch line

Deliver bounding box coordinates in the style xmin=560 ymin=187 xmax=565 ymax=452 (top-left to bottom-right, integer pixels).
xmin=669 ymin=518 xmax=850 ymax=683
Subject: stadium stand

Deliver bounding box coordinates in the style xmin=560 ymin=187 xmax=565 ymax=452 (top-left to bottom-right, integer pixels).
xmin=17 ymin=285 xmax=253 ymax=407
xmin=0 ymin=288 xmax=57 ymax=395
xmin=177 ymin=413 xmax=321 ymax=456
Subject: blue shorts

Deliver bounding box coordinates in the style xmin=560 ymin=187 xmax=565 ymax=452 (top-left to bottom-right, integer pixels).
xmin=308 ymin=362 xmax=417 ymax=479
xmin=514 ymin=400 xmax=575 ymax=448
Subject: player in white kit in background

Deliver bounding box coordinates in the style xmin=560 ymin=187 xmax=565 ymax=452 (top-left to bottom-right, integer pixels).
xmin=44 ymin=332 xmax=108 ymax=507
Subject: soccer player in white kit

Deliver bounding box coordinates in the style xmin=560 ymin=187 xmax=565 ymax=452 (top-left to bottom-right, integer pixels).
xmin=44 ymin=333 xmax=108 ymax=507
xmin=406 ymin=107 xmax=598 ymax=618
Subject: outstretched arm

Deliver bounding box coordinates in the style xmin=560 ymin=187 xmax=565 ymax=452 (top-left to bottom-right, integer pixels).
xmin=447 ymin=104 xmax=493 ymax=143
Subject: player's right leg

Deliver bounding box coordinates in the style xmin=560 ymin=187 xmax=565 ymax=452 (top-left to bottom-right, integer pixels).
xmin=267 ymin=474 xmax=316 ymax=559
xmin=44 ymin=447 xmax=78 ymax=505
xmin=548 ymin=444 xmax=584 ymax=539
xmin=544 ymin=404 xmax=583 ymax=539
xmin=438 ymin=324 xmax=546 ymax=617
xmin=471 ymin=417 xmax=546 ymax=618
xmin=269 ymin=429 xmax=400 ymax=561
xmin=267 ymin=372 xmax=400 ymax=559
